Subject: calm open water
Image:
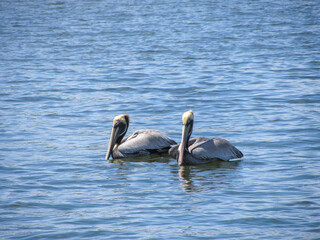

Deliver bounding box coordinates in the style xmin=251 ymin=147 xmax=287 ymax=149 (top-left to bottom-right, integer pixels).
xmin=1 ymin=0 xmax=320 ymax=239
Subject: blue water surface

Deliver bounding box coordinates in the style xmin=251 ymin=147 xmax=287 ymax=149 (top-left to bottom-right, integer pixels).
xmin=1 ymin=0 xmax=320 ymax=239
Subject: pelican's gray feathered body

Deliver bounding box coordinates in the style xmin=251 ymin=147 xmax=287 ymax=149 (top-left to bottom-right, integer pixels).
xmin=106 ymin=114 xmax=176 ymax=160
xmin=169 ymin=137 xmax=243 ymax=165
xmin=113 ymin=129 xmax=176 ymax=159
xmin=169 ymin=110 xmax=243 ymax=166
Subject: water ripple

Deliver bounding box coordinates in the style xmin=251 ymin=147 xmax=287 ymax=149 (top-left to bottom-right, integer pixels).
xmin=1 ymin=0 xmax=320 ymax=239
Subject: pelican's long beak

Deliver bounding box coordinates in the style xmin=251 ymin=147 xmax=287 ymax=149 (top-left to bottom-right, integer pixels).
xmin=178 ymin=123 xmax=189 ymax=166
xmin=106 ymin=126 xmax=119 ymax=160
xmin=178 ymin=110 xmax=194 ymax=166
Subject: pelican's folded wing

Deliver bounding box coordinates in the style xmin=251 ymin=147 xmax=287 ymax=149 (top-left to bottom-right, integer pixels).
xmin=190 ymin=137 xmax=243 ymax=161
xmin=118 ymin=129 xmax=176 ymax=154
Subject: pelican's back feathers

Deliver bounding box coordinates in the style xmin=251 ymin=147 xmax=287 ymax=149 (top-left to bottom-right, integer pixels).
xmin=117 ymin=129 xmax=176 ymax=156
xmin=189 ymin=137 xmax=243 ymax=161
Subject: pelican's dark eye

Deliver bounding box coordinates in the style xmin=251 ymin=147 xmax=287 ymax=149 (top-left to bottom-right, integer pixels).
xmin=114 ymin=121 xmax=120 ymax=128
xmin=118 ymin=122 xmax=127 ymax=137
xmin=187 ymin=118 xmax=193 ymax=126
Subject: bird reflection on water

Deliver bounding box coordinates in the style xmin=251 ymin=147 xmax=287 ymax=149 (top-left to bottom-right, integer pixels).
xmin=177 ymin=161 xmax=241 ymax=192
xmin=108 ymin=155 xmax=242 ymax=193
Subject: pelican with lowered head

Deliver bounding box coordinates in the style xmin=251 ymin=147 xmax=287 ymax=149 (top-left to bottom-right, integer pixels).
xmin=106 ymin=114 xmax=176 ymax=160
xmin=169 ymin=110 xmax=243 ymax=166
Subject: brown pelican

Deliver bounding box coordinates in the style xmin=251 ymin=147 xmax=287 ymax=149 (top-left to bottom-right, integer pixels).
xmin=106 ymin=114 xmax=176 ymax=160
xmin=169 ymin=110 xmax=243 ymax=166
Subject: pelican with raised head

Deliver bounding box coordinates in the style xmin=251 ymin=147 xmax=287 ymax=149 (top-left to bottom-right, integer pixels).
xmin=169 ymin=110 xmax=243 ymax=165
xmin=106 ymin=114 xmax=176 ymax=160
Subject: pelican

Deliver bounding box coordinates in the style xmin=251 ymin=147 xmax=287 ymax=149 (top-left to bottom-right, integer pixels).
xmin=169 ymin=110 xmax=243 ymax=166
xmin=106 ymin=114 xmax=176 ymax=160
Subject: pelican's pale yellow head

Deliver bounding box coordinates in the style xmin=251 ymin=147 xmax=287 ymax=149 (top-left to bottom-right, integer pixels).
xmin=182 ymin=110 xmax=194 ymax=125
xmin=113 ymin=114 xmax=129 ymax=127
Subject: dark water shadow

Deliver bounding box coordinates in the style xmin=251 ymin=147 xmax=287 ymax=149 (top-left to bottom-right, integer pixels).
xmin=175 ymin=160 xmax=242 ymax=192
xmin=108 ymin=154 xmax=171 ymax=165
